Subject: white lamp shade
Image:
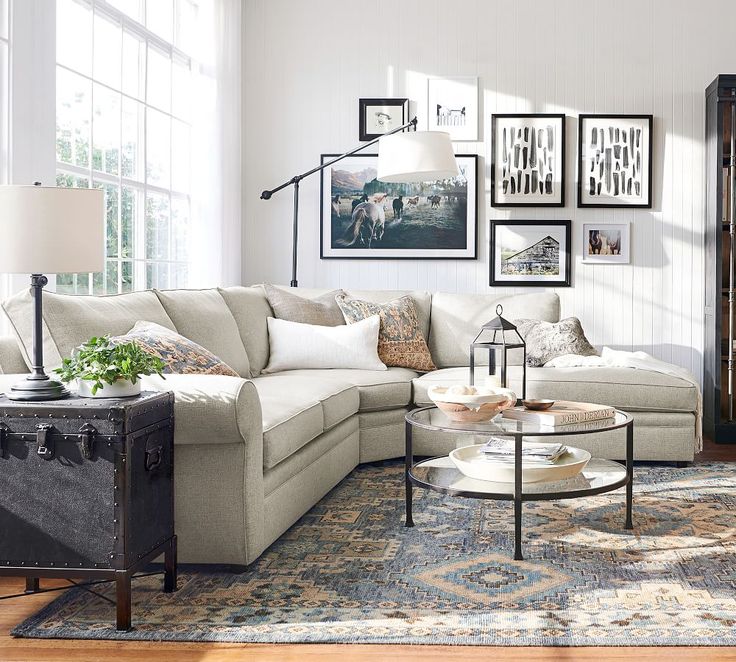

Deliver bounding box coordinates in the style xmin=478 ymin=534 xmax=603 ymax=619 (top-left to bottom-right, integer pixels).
xmin=377 ymin=131 xmax=458 ymax=182
xmin=0 ymin=185 xmax=105 ymax=274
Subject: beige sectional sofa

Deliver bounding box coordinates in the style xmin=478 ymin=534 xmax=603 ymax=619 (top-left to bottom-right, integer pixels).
xmin=0 ymin=286 xmax=699 ymax=566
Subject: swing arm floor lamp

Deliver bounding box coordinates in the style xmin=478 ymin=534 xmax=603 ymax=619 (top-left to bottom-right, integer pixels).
xmin=260 ymin=117 xmax=458 ymax=287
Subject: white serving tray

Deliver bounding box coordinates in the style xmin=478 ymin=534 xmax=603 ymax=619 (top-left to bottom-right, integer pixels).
xmin=449 ymin=444 xmax=591 ymax=484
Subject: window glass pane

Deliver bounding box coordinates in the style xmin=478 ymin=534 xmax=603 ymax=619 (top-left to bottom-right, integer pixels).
xmin=121 ymin=97 xmax=144 ymax=180
xmin=121 ymin=186 xmax=139 ymax=259
xmin=106 ymin=260 xmax=119 ymax=294
xmin=92 ymin=84 xmax=120 ymax=175
xmin=171 ymin=120 xmax=189 ymax=193
xmin=57 ymin=0 xmax=92 ymax=75
xmin=93 ymin=12 xmax=122 ymax=89
xmin=146 ymin=0 xmax=173 ymax=43
xmin=92 ymin=182 xmax=120 ymax=258
xmin=171 ymin=58 xmax=191 ymax=121
xmin=121 ymin=260 xmax=134 ymax=292
xmin=146 ymin=108 xmax=170 ymax=188
xmin=122 ymin=30 xmax=145 ymax=99
xmin=146 ymin=262 xmax=170 ymax=289
xmin=108 ymin=0 xmax=143 ymax=23
xmin=171 ymin=195 xmax=189 ymax=262
xmin=174 ymin=0 xmax=197 ymax=54
xmin=146 ymin=192 xmax=170 ymax=261
xmin=147 ymin=45 xmax=171 ymax=112
xmin=171 ymin=263 xmax=188 ymax=289
xmin=57 ymin=67 xmax=91 ymax=167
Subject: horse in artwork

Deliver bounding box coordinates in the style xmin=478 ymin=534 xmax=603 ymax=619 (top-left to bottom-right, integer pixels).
xmin=405 ymin=196 xmax=419 ymax=208
xmin=337 ymin=202 xmax=386 ymax=248
xmin=351 ymin=193 xmax=369 ymax=212
xmin=392 ymin=195 xmax=403 ymax=220
xmin=428 ymin=195 xmax=442 ymax=209
xmin=331 ymin=194 xmax=341 ymax=217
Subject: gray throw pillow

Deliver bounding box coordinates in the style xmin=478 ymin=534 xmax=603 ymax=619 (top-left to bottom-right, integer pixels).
xmin=263 ymin=284 xmax=346 ymax=326
xmin=514 ymin=317 xmax=598 ymax=367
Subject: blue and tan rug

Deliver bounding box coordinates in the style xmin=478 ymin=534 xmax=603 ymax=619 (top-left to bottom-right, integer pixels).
xmin=12 ymin=461 xmax=736 ymax=645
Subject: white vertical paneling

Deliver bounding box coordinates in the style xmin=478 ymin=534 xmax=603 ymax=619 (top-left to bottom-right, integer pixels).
xmin=242 ymin=0 xmax=736 ymax=383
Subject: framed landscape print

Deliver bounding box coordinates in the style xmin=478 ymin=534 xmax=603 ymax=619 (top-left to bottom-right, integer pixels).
xmin=583 ymin=222 xmax=630 ymax=264
xmin=578 ymin=114 xmax=653 ymax=208
xmin=427 ymin=76 xmax=478 ymax=141
xmin=490 ymin=220 xmax=571 ymax=287
xmin=491 ymin=114 xmax=565 ymax=207
xmin=320 ymin=153 xmax=478 ymax=260
xmin=358 ymin=98 xmax=409 ymax=141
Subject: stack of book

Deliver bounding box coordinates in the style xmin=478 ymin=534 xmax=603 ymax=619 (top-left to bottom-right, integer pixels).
xmin=480 ymin=438 xmax=568 ymax=465
xmin=502 ymin=400 xmax=615 ymax=427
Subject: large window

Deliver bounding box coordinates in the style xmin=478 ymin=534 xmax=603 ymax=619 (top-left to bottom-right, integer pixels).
xmin=55 ymin=0 xmax=197 ymax=294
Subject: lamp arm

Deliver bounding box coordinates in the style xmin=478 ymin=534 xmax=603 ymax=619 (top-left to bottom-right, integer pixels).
xmin=260 ymin=117 xmax=417 ymax=200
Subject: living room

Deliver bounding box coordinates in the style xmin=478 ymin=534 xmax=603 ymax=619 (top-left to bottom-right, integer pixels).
xmin=0 ymin=0 xmax=734 ymax=660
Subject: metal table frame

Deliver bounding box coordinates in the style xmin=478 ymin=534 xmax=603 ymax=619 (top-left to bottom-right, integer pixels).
xmin=404 ymin=406 xmax=634 ymax=560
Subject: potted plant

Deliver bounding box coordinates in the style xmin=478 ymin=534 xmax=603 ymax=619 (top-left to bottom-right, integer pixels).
xmin=54 ymin=336 xmax=165 ymax=398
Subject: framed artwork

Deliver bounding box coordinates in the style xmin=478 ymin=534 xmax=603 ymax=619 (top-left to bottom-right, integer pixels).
xmin=427 ymin=76 xmax=478 ymax=141
xmin=358 ymin=98 xmax=409 ymax=141
xmin=578 ymin=114 xmax=653 ymax=208
xmin=320 ymin=153 xmax=478 ymax=260
xmin=490 ymin=220 xmax=571 ymax=287
xmin=491 ymin=113 xmax=566 ymax=207
xmin=582 ymin=222 xmax=630 ymax=264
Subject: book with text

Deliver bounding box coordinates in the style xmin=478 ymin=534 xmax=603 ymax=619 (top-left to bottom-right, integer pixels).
xmin=502 ymin=400 xmax=615 ymax=427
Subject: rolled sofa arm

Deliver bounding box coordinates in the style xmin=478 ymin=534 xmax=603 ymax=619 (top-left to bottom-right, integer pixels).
xmin=0 ymin=337 xmax=29 ymax=375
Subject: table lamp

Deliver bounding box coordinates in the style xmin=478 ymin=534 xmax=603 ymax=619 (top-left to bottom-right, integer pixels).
xmin=0 ymin=183 xmax=104 ymax=401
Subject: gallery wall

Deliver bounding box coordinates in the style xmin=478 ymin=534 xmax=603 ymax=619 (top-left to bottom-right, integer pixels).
xmin=242 ymin=0 xmax=736 ymax=382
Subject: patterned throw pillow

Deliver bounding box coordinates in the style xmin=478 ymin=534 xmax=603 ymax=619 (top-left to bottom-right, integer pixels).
xmin=263 ymin=284 xmax=346 ymax=326
xmin=113 ymin=321 xmax=239 ymax=376
xmin=514 ymin=317 xmax=598 ymax=367
xmin=335 ymin=294 xmax=436 ymax=372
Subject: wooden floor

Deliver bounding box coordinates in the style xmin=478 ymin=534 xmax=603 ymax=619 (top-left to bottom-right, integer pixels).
xmin=1 ymin=439 xmax=734 ymax=662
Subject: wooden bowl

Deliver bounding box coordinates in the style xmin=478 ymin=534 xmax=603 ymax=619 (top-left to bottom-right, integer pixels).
xmin=522 ymin=399 xmax=555 ymax=411
xmin=435 ymin=400 xmax=510 ymax=423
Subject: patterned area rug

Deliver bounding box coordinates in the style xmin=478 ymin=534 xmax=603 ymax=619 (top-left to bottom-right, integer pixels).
xmin=13 ymin=461 xmax=736 ymax=645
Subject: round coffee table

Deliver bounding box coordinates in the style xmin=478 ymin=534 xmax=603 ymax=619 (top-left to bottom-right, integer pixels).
xmin=404 ymin=406 xmax=634 ymax=560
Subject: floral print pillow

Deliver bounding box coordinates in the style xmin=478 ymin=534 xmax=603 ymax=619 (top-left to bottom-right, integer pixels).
xmin=113 ymin=321 xmax=239 ymax=376
xmin=335 ymin=294 xmax=436 ymax=372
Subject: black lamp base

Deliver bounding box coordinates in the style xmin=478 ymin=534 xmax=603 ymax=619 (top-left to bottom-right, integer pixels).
xmin=6 ymin=376 xmax=70 ymax=402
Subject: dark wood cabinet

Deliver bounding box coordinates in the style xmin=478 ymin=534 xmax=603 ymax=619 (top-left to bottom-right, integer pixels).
xmin=705 ymin=75 xmax=736 ymax=443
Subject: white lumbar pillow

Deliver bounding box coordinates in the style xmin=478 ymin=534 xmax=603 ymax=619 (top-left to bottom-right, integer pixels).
xmin=263 ymin=315 xmax=386 ymax=372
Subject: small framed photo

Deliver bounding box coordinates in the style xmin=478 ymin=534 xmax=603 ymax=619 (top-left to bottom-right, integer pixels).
xmin=578 ymin=114 xmax=653 ymax=208
xmin=427 ymin=76 xmax=478 ymax=141
xmin=582 ymin=223 xmax=630 ymax=264
xmin=358 ymin=98 xmax=409 ymax=141
xmin=490 ymin=220 xmax=571 ymax=287
xmin=491 ymin=113 xmax=566 ymax=207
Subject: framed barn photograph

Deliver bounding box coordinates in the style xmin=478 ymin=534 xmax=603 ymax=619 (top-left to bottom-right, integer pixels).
xmin=578 ymin=114 xmax=653 ymax=208
xmin=427 ymin=76 xmax=478 ymax=141
xmin=358 ymin=98 xmax=409 ymax=141
xmin=583 ymin=222 xmax=630 ymax=264
xmin=490 ymin=220 xmax=571 ymax=286
xmin=320 ymin=153 xmax=478 ymax=260
xmin=491 ymin=113 xmax=566 ymax=207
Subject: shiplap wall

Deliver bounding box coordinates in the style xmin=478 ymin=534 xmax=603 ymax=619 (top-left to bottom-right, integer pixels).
xmin=242 ymin=0 xmax=736 ymax=382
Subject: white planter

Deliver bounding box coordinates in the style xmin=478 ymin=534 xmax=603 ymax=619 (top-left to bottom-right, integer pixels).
xmin=77 ymin=378 xmax=142 ymax=398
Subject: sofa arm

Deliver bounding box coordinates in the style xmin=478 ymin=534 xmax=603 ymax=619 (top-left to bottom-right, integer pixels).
xmin=0 ymin=337 xmax=28 ymax=375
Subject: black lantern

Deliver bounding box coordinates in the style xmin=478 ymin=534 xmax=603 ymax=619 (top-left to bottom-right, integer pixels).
xmin=469 ymin=304 xmax=526 ymax=402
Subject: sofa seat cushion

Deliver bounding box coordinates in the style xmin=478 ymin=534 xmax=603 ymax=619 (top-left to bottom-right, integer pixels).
xmin=413 ymin=366 xmax=698 ymax=413
xmin=252 ymin=374 xmax=359 ymax=469
xmin=267 ymin=368 xmax=417 ymax=412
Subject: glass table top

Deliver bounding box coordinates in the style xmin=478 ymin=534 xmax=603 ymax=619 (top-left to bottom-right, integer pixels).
xmin=406 ymin=406 xmax=632 ymax=437
xmin=410 ymin=456 xmax=628 ymax=500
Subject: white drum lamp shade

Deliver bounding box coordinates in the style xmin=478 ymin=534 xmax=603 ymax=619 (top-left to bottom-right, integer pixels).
xmin=0 ymin=185 xmax=105 ymax=274
xmin=377 ymin=131 xmax=458 ymax=183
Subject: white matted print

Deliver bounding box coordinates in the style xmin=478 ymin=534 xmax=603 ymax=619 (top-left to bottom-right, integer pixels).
xmin=491 ymin=114 xmax=565 ymax=206
xmin=578 ymin=114 xmax=652 ymax=208
xmin=583 ymin=223 xmax=630 ymax=264
xmin=427 ymin=76 xmax=478 ymax=141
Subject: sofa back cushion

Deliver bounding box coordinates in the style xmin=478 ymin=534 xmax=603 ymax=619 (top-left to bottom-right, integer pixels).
xmin=429 ymin=292 xmax=560 ymax=368
xmin=1 ymin=289 xmax=176 ymax=370
xmin=154 ymin=288 xmax=251 ymax=377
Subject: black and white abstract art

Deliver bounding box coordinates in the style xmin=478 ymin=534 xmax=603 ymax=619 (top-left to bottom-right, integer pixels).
xmin=427 ymin=76 xmax=478 ymax=141
xmin=491 ymin=114 xmax=566 ymax=207
xmin=578 ymin=114 xmax=653 ymax=208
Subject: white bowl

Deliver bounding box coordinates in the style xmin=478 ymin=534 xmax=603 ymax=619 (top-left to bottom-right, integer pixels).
xmin=77 ymin=378 xmax=142 ymax=398
xmin=449 ymin=444 xmax=591 ymax=483
xmin=427 ymin=384 xmax=515 ymax=406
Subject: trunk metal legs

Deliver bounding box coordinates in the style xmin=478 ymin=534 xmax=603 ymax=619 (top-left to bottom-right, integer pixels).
xmin=115 ymin=571 xmax=132 ymax=632
xmin=164 ymin=535 xmax=178 ymax=593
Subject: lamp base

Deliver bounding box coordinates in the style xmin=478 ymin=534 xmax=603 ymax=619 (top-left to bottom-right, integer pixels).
xmin=6 ymin=376 xmax=70 ymax=401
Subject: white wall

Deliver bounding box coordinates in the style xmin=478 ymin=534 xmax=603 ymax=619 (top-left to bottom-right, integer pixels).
xmin=243 ymin=0 xmax=736 ymax=381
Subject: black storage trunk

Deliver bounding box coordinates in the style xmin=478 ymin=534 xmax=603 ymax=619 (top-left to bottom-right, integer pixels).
xmin=0 ymin=391 xmax=174 ymax=571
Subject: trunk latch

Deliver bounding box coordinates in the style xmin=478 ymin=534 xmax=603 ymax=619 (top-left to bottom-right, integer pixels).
xmin=36 ymin=424 xmax=54 ymax=460
xmin=79 ymin=423 xmax=97 ymax=460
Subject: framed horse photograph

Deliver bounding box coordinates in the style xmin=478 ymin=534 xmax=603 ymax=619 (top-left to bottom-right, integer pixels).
xmin=320 ymin=153 xmax=478 ymax=260
xmin=583 ymin=222 xmax=631 ymax=264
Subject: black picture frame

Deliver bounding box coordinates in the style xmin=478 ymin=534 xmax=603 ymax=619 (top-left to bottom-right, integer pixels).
xmin=491 ymin=113 xmax=566 ymax=208
xmin=320 ymin=153 xmax=479 ymax=260
xmin=490 ymin=219 xmax=572 ymax=287
xmin=577 ymin=114 xmax=653 ymax=208
xmin=358 ymin=98 xmax=409 ymax=141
